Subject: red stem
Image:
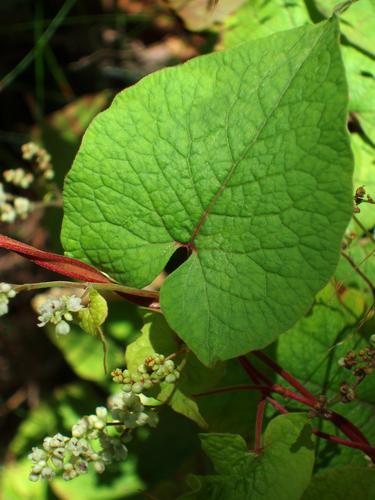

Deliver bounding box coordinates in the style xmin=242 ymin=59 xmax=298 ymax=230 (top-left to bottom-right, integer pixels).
xmin=266 ymin=397 xmax=288 ymax=414
xmin=238 ymin=357 xmax=288 ymax=414
xmin=313 ymin=429 xmax=375 ymax=456
xmin=327 ymin=410 xmax=370 ymax=444
xmin=238 ymin=356 xmax=273 ymax=385
xmin=255 ymin=399 xmax=266 ymax=453
xmin=0 ymin=234 xmax=158 ymax=307
xmin=238 ymin=354 xmax=375 ymax=463
xmin=194 ymin=384 xmax=269 ymax=397
xmin=252 ymin=351 xmax=316 ymax=402
xmin=0 ymin=234 xmax=111 ymax=283
xmin=271 ymin=384 xmax=316 ymax=408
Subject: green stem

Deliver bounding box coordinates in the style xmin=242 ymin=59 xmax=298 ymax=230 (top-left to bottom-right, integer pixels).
xmin=11 ymin=280 xmax=159 ymax=299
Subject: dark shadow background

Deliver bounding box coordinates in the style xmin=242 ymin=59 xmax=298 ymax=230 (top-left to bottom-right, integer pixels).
xmin=0 ymin=0 xmax=215 ymax=477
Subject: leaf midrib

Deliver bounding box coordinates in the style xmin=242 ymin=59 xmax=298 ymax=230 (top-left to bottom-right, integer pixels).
xmin=189 ymin=24 xmax=326 ymax=246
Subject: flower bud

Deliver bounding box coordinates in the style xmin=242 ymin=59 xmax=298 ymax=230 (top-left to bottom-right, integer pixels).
xmin=55 ymin=320 xmax=70 ymax=336
xmin=94 ymin=461 xmax=105 ymax=474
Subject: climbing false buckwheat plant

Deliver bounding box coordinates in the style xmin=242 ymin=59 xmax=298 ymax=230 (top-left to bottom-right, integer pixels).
xmin=2 ymin=4 xmax=375 ymax=496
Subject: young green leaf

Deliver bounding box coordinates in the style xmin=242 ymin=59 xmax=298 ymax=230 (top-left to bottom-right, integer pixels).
xmin=77 ymin=288 xmax=108 ymax=337
xmin=184 ymin=413 xmax=315 ymax=499
xmin=76 ymin=288 xmax=109 ymax=371
xmin=62 ymin=18 xmax=353 ymax=364
xmin=125 ymin=313 xmax=224 ymax=427
xmin=48 ymin=324 xmax=123 ymax=384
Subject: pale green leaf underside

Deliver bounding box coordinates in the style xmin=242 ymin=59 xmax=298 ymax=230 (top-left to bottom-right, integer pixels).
xmin=221 ymin=0 xmax=311 ymax=49
xmin=186 ymin=414 xmax=315 ymax=500
xmin=343 ymin=46 xmax=375 ymax=145
xmin=62 ymin=18 xmax=352 ymax=364
xmin=315 ymin=0 xmax=375 ymax=57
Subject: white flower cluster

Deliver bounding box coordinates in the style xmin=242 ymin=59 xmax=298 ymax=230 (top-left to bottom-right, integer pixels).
xmin=29 ymin=392 xmax=159 ymax=481
xmin=0 ymin=283 xmax=17 ymax=316
xmin=109 ymin=391 xmax=159 ymax=429
xmin=37 ymin=295 xmax=84 ymax=335
xmin=3 ymin=168 xmax=34 ymax=188
xmin=28 ymin=432 xmax=105 ymax=482
xmin=0 ymin=142 xmax=57 ymax=225
xmin=0 ymin=182 xmax=31 ymax=223
xmin=112 ymin=353 xmax=180 ymax=394
xmin=21 ymin=142 xmax=54 ymax=180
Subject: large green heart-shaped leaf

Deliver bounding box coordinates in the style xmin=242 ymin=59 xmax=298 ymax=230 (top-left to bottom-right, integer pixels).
xmin=62 ymin=18 xmax=353 ymax=364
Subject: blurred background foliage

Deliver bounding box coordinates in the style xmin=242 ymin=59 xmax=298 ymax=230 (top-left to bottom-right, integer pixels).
xmin=0 ymin=0 xmax=374 ymax=498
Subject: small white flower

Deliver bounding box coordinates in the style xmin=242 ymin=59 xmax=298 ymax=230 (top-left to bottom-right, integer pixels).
xmin=93 ymin=461 xmax=105 ymax=474
xmin=55 ymin=320 xmax=70 ymax=336
xmin=37 ymin=294 xmax=84 ymax=333
xmin=1 ymin=203 xmax=16 ymax=223
xmin=66 ymin=295 xmax=84 ymax=312
xmin=0 ymin=300 xmax=9 ymax=317
xmin=14 ymin=197 xmax=31 ymax=218
xmin=0 ymin=283 xmax=17 ymax=317
xmin=0 ymin=183 xmax=6 ymax=204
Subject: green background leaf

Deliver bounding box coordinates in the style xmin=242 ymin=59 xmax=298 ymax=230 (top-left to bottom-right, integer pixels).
xmin=125 ymin=313 xmax=224 ymax=427
xmin=221 ymin=0 xmax=310 ymax=48
xmin=315 ymin=0 xmax=375 ymax=56
xmin=343 ymin=47 xmax=375 ymax=145
xmin=302 ymin=466 xmax=375 ymax=500
xmin=185 ymin=413 xmax=315 ymax=499
xmin=272 ymin=283 xmax=375 ymax=470
xmin=350 ymin=133 xmax=375 ymax=229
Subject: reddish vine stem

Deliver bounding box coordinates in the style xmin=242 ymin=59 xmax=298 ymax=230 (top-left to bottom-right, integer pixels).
xmin=238 ymin=355 xmax=375 ymax=463
xmin=325 ymin=410 xmax=370 ymax=445
xmin=266 ymin=397 xmax=288 ymax=414
xmin=252 ymin=351 xmax=316 ymax=402
xmin=271 ymin=384 xmax=316 ymax=407
xmin=238 ymin=356 xmax=273 ymax=386
xmin=194 ymin=384 xmax=269 ymax=397
xmin=255 ymin=399 xmax=267 ymax=454
xmin=238 ymin=356 xmax=287 ymax=413
xmin=313 ymin=430 xmax=375 ymax=456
